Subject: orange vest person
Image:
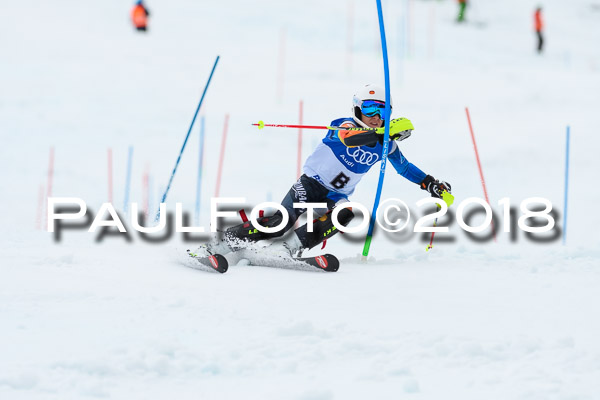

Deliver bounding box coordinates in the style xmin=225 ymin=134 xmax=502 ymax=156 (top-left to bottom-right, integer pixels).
xmin=534 ymin=7 xmax=544 ymax=53
xmin=131 ymin=1 xmax=149 ymax=32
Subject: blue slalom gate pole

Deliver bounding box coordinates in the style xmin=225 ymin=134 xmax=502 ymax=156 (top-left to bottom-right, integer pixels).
xmin=123 ymin=146 xmax=134 ymax=214
xmin=563 ymin=125 xmax=570 ymax=245
xmin=362 ymin=0 xmax=392 ymax=260
xmin=155 ymin=55 xmax=220 ymax=221
xmin=195 ymin=115 xmax=206 ymax=226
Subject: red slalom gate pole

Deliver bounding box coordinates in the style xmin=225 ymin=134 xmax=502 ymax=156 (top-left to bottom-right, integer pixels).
xmin=297 ymin=100 xmax=304 ymax=179
xmin=215 ymin=114 xmax=230 ymax=198
xmin=465 ymin=107 xmax=496 ymax=242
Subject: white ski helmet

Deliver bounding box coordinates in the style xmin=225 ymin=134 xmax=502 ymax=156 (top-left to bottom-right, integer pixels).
xmin=352 ymin=84 xmax=393 ymax=128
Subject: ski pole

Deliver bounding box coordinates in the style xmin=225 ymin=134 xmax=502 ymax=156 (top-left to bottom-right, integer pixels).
xmin=253 ymin=121 xmax=380 ymax=132
xmin=426 ymin=218 xmax=438 ymax=251
xmin=426 ymin=190 xmax=454 ymax=252
xmin=254 ymin=119 xmax=414 ymax=135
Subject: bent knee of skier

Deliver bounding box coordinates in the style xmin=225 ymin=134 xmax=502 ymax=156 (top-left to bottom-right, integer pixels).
xmin=330 ymin=198 xmax=355 ymax=227
xmin=334 ymin=206 xmax=354 ymax=227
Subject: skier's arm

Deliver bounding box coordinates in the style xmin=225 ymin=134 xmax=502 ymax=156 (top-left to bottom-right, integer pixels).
xmin=388 ymin=145 xmax=427 ymax=184
xmin=338 ymin=122 xmax=379 ymax=147
xmin=389 ymin=140 xmax=453 ymax=201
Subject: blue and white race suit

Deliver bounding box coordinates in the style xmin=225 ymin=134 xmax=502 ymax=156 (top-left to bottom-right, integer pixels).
xmin=303 ymin=117 xmax=427 ymax=201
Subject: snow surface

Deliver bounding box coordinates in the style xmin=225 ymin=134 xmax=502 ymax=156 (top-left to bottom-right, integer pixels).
xmin=2 ymin=0 xmax=600 ymax=399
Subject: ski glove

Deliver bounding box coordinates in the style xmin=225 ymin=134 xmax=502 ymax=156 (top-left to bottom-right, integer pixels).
xmin=420 ymin=175 xmax=452 ymax=199
xmin=376 ymin=118 xmax=414 ymax=141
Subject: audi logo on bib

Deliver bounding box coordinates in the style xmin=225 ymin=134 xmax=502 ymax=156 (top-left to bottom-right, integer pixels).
xmin=346 ymin=147 xmax=379 ymax=166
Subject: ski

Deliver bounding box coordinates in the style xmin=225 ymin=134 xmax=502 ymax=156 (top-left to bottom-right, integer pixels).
xmin=293 ymin=254 xmax=339 ymax=272
xmin=186 ymin=243 xmax=339 ymax=273
xmin=187 ymin=251 xmax=229 ymax=273
xmin=239 ymin=252 xmax=340 ymax=272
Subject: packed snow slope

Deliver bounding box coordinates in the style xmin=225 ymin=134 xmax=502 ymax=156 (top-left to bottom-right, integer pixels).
xmin=1 ymin=0 xmax=600 ymax=399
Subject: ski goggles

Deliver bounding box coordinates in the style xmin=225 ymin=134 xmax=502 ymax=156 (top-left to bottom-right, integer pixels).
xmin=361 ymin=100 xmax=389 ymax=120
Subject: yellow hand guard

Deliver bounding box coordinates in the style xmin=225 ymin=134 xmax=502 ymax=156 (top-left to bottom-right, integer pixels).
xmin=376 ymin=118 xmax=414 ymax=141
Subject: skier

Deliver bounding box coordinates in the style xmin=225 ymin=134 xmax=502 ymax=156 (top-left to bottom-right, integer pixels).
xmin=196 ymin=84 xmax=452 ymax=260
xmin=534 ymin=7 xmax=544 ymax=53
xmin=131 ymin=1 xmax=150 ymax=32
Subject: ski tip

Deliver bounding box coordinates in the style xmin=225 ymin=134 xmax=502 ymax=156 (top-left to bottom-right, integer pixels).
xmin=189 ymin=252 xmax=229 ymax=273
xmin=316 ymin=254 xmax=339 ymax=272
xmin=295 ymin=254 xmax=339 ymax=272
xmin=208 ymin=254 xmax=228 ymax=273
xmin=255 ymin=120 xmax=265 ymax=130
